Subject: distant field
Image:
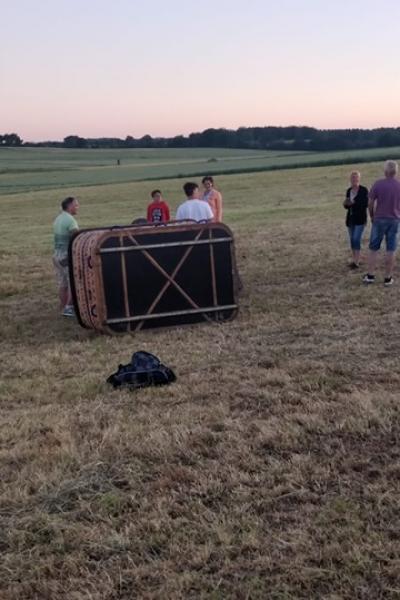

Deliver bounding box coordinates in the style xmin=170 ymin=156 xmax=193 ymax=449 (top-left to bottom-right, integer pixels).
xmin=1 ymin=160 xmax=400 ymax=598
xmin=0 ymin=147 xmax=300 ymax=195
xmin=2 ymin=145 xmax=400 ymax=195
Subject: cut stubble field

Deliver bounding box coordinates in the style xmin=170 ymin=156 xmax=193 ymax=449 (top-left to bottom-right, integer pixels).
xmin=1 ymin=161 xmax=400 ymax=599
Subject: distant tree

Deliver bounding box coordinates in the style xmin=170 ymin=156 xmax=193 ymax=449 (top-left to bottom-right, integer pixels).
xmin=137 ymin=134 xmax=154 ymax=148
xmin=0 ymin=133 xmax=22 ymax=146
xmin=188 ymin=132 xmax=202 ymax=147
xmin=125 ymin=135 xmax=137 ymax=148
xmin=235 ymin=127 xmax=255 ymax=149
xmin=167 ymin=135 xmax=186 ymax=148
xmin=63 ymin=135 xmax=88 ymax=148
xmin=377 ymin=130 xmax=400 ymax=147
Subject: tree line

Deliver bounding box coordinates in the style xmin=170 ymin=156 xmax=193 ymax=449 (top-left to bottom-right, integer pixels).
xmin=3 ymin=127 xmax=400 ymax=151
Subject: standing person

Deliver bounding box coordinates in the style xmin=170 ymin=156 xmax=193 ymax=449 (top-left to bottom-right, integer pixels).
xmin=53 ymin=196 xmax=79 ymax=317
xmin=363 ymin=160 xmax=400 ymax=286
xmin=146 ymin=189 xmax=170 ymax=223
xmin=176 ymin=182 xmax=213 ymax=222
xmin=343 ymin=171 xmax=369 ymax=269
xmin=202 ymin=176 xmax=223 ymax=222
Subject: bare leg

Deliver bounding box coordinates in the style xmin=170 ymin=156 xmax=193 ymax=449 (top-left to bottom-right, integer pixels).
xmin=59 ymin=286 xmax=69 ymax=310
xmin=384 ymin=251 xmax=395 ymax=278
xmin=352 ymin=250 xmax=361 ymax=265
xmin=367 ymin=250 xmax=379 ymax=275
xmin=66 ymin=285 xmax=73 ymax=307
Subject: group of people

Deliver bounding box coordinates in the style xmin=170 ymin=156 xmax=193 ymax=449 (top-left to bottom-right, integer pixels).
xmin=344 ymin=160 xmax=400 ymax=286
xmin=146 ymin=176 xmax=222 ymax=224
xmin=52 ymin=160 xmax=400 ymax=321
xmin=52 ymin=176 xmax=223 ymax=318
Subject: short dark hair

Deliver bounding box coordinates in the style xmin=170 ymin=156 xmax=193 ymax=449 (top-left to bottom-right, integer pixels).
xmin=202 ymin=176 xmax=214 ymax=184
xmin=183 ymin=182 xmax=198 ymax=197
xmin=151 ymin=189 xmax=161 ymax=198
xmin=61 ymin=197 xmax=75 ymax=211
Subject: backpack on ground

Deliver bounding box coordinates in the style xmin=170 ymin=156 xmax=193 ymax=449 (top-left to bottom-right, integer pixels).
xmin=107 ymin=351 xmax=176 ymax=390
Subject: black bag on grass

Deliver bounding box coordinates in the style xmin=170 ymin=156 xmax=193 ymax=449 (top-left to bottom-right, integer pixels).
xmin=107 ymin=351 xmax=176 ymax=390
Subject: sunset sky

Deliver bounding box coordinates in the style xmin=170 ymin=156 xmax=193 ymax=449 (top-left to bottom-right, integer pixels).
xmin=2 ymin=0 xmax=400 ymax=141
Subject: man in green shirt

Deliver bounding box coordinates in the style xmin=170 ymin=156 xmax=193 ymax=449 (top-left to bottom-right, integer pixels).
xmin=53 ymin=197 xmax=79 ymax=317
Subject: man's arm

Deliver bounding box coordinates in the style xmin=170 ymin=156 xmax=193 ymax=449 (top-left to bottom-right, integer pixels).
xmin=68 ymin=224 xmax=79 ymax=237
xmin=368 ymin=186 xmax=376 ymax=221
xmin=368 ymin=195 xmax=375 ymax=220
xmin=368 ymin=198 xmax=376 ymax=221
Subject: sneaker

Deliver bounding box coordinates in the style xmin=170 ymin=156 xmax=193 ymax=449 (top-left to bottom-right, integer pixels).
xmin=384 ymin=276 xmax=394 ymax=287
xmin=363 ymin=274 xmax=375 ymax=284
xmin=62 ymin=305 xmax=76 ymax=318
xmin=349 ymin=262 xmax=360 ymax=270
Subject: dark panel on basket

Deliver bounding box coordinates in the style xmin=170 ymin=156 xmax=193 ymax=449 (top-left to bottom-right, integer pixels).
xmin=173 ymin=243 xmax=214 ymax=307
xmin=126 ymin=243 xmax=197 ymax=315
xmin=101 ymin=253 xmax=126 ymax=321
xmin=213 ymin=238 xmax=235 ymax=306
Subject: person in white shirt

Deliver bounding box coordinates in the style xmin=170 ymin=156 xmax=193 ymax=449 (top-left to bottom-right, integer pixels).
xmin=176 ymin=182 xmax=214 ymax=222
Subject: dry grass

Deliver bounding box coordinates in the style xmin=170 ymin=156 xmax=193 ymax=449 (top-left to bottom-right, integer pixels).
xmin=1 ymin=162 xmax=400 ymax=599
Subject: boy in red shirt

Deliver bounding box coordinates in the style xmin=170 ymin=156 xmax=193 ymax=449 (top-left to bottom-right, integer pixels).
xmin=147 ymin=189 xmax=170 ymax=223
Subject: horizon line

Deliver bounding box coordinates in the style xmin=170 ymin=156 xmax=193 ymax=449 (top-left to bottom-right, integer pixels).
xmin=9 ymin=123 xmax=400 ymax=144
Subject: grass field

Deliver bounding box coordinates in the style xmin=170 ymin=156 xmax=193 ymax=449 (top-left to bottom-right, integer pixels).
xmin=2 ymin=145 xmax=400 ymax=195
xmin=1 ymin=157 xmax=400 ymax=598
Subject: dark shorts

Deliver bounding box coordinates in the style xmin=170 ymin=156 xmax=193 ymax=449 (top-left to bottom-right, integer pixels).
xmin=369 ymin=218 xmax=400 ymax=252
